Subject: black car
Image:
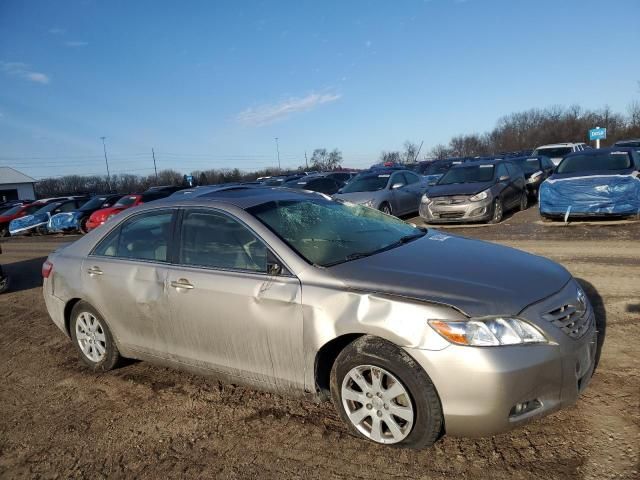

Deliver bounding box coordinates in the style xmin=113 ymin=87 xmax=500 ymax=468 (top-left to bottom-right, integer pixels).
xmin=419 ymin=159 xmax=527 ymax=224
xmin=282 ymin=175 xmax=343 ymax=195
xmin=260 ymin=174 xmax=306 ymax=187
xmin=509 ymin=155 xmax=555 ymax=197
xmin=47 ymin=194 xmax=122 ymax=233
xmin=321 ymin=171 xmax=358 ymax=184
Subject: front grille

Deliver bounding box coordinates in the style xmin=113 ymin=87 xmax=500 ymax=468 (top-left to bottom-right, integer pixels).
xmin=438 ymin=212 xmax=465 ymax=219
xmin=542 ymin=303 xmax=591 ymax=339
xmin=432 ymin=196 xmax=468 ymax=205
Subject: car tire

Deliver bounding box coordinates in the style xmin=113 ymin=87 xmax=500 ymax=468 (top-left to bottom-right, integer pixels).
xmin=0 ymin=225 xmax=9 ymax=238
xmin=70 ymin=301 xmax=121 ymax=372
xmin=489 ymin=198 xmax=503 ymax=224
xmin=79 ymin=218 xmax=89 ymax=234
xmin=519 ymin=192 xmax=528 ymax=211
xmin=330 ymin=335 xmax=443 ymax=449
xmin=380 ymin=203 xmax=392 ymax=215
xmin=0 ymin=272 xmax=9 ymax=294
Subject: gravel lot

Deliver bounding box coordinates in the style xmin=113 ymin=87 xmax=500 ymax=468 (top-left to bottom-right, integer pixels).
xmin=0 ymin=206 xmax=638 ymax=479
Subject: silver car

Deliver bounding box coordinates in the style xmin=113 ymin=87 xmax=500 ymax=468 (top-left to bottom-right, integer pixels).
xmin=42 ymin=186 xmax=599 ymax=448
xmin=333 ymin=168 xmax=427 ymax=215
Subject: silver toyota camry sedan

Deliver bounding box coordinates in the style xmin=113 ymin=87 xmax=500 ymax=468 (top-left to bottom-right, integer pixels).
xmin=42 ymin=186 xmax=599 ymax=449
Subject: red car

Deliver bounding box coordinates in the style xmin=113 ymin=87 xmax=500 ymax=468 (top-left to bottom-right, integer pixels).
xmin=85 ymin=194 xmax=142 ymax=232
xmin=0 ymin=198 xmax=71 ymax=237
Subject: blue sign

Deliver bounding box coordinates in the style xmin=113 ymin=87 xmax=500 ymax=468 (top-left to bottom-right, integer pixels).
xmin=589 ymin=127 xmax=607 ymax=141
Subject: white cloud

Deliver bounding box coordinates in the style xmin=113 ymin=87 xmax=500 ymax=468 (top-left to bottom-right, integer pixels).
xmin=64 ymin=40 xmax=88 ymax=47
xmin=237 ymin=92 xmax=341 ymax=126
xmin=1 ymin=61 xmax=50 ymax=85
xmin=48 ymin=27 xmax=66 ymax=35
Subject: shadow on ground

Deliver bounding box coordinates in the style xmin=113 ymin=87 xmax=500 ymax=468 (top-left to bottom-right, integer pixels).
xmin=1 ymin=256 xmax=46 ymax=293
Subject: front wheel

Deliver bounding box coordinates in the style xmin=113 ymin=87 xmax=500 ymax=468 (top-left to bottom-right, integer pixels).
xmin=519 ymin=191 xmax=528 ymax=211
xmin=79 ymin=218 xmax=89 ymax=234
xmin=0 ymin=272 xmax=9 ymax=294
xmin=489 ymin=198 xmax=503 ymax=224
xmin=70 ymin=301 xmax=121 ymax=371
xmin=380 ymin=203 xmax=392 ymax=215
xmin=330 ymin=336 xmax=443 ymax=449
xmin=0 ymin=225 xmax=9 ymax=238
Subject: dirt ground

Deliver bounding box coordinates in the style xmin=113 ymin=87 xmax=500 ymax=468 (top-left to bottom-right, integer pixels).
xmin=0 ymin=206 xmax=638 ymax=479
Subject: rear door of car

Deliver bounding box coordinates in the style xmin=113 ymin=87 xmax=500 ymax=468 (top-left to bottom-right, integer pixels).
xmin=496 ymin=163 xmax=517 ymax=208
xmin=164 ymin=207 xmax=305 ymax=391
xmin=82 ymin=209 xmax=175 ymax=354
xmin=402 ymin=171 xmax=425 ymax=213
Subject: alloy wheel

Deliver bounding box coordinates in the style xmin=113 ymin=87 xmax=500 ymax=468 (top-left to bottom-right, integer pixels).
xmin=380 ymin=204 xmax=392 ymax=215
xmin=492 ymin=199 xmax=503 ymax=223
xmin=75 ymin=312 xmax=107 ymax=363
xmin=341 ymin=365 xmax=414 ymax=444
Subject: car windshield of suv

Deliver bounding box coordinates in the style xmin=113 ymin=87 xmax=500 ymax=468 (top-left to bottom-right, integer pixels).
xmin=438 ymin=165 xmax=495 ymax=184
xmin=114 ymin=195 xmax=139 ymax=207
xmin=556 ymin=152 xmax=632 ymax=174
xmin=248 ymin=199 xmax=424 ymax=267
xmin=79 ymin=196 xmax=110 ymax=211
xmin=340 ymin=174 xmax=390 ymax=193
xmin=533 ymin=147 xmax=572 ymax=158
xmin=513 ymin=158 xmax=542 ymax=174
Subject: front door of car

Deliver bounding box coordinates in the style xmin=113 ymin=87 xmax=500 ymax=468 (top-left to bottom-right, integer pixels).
xmin=389 ymin=172 xmax=413 ymax=215
xmin=164 ymin=208 xmax=305 ymax=391
xmin=82 ymin=209 xmax=175 ymax=354
xmin=496 ymin=163 xmax=516 ymax=208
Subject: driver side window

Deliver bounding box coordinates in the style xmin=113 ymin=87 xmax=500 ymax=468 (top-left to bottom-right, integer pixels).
xmin=496 ymin=164 xmax=509 ymax=179
xmin=390 ymin=173 xmax=406 ymax=188
xmin=179 ymin=210 xmax=267 ymax=273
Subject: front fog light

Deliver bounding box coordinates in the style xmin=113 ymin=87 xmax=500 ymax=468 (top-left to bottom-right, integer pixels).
xmin=429 ymin=317 xmax=547 ymax=346
xmin=509 ymin=399 xmax=542 ymax=418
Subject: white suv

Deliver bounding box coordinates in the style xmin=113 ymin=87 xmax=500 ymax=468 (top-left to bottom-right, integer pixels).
xmin=531 ymin=142 xmax=589 ymax=166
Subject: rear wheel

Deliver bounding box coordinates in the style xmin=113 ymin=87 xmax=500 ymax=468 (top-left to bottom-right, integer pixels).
xmin=0 ymin=271 xmax=9 ymax=294
xmin=519 ymin=191 xmax=528 ymax=211
xmin=70 ymin=301 xmax=121 ymax=371
xmin=79 ymin=218 xmax=89 ymax=234
xmin=489 ymin=198 xmax=503 ymax=224
xmin=330 ymin=336 xmax=443 ymax=449
xmin=0 ymin=225 xmax=8 ymax=237
xmin=380 ymin=203 xmax=392 ymax=215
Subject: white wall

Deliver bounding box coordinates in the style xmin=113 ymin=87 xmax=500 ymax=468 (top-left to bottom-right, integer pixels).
xmin=0 ymin=183 xmax=36 ymax=201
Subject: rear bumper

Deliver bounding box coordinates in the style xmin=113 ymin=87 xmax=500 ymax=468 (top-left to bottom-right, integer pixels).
xmin=405 ymin=313 xmax=597 ymax=437
xmin=419 ymin=197 xmax=493 ymax=223
xmin=43 ymin=278 xmax=68 ymax=336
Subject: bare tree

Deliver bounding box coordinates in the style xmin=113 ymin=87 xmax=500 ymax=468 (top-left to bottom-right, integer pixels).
xmin=310 ymin=148 xmax=343 ymax=170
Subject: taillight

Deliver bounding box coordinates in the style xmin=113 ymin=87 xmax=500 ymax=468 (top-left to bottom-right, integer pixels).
xmin=42 ymin=260 xmax=54 ymax=278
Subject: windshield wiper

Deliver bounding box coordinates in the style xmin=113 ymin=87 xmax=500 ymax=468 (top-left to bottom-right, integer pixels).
xmin=323 ymin=231 xmax=426 ymax=267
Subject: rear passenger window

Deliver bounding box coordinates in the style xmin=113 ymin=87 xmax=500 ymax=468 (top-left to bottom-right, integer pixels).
xmin=92 ymin=211 xmax=174 ymax=262
xmin=179 ymin=210 xmax=267 ymax=272
xmin=403 ymin=172 xmax=420 ymax=184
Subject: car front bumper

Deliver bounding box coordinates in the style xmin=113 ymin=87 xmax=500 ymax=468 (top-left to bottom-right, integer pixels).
xmin=405 ymin=312 xmax=597 ymax=437
xmin=419 ymin=196 xmax=493 ymax=223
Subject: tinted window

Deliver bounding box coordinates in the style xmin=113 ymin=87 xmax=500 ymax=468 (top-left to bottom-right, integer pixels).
xmin=390 ymin=172 xmax=407 ymax=187
xmin=93 ymin=211 xmax=173 ymax=261
xmin=313 ymin=178 xmax=340 ymax=194
xmin=79 ymin=196 xmax=111 ymax=211
xmin=56 ymin=201 xmax=78 ymax=213
xmin=114 ymin=195 xmax=139 ymax=207
xmin=533 ymin=147 xmax=572 ymax=158
xmin=180 ymin=210 xmax=267 ymax=272
xmin=438 ymin=165 xmax=495 ymax=184
xmin=556 ymin=152 xmax=633 ymax=174
xmin=513 ymin=157 xmax=541 ymax=174
xmin=1 ymin=205 xmax=22 ymax=216
xmin=341 ymin=174 xmax=390 ymax=193
xmin=403 ymin=172 xmax=420 ymax=184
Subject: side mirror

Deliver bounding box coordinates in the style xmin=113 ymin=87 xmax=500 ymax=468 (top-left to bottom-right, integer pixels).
xmin=391 ymin=182 xmax=405 ymax=190
xmin=498 ymin=175 xmax=510 ymax=182
xmin=267 ymin=261 xmax=282 ymax=276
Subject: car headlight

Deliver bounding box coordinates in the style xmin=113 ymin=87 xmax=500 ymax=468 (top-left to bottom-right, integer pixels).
xmin=429 ymin=317 xmax=548 ymax=346
xmin=421 ymin=194 xmax=431 ymax=204
xmin=469 ymin=189 xmax=489 ymax=202
xmin=575 ymin=287 xmax=587 ymax=317
xmin=528 ymin=171 xmax=543 ymax=183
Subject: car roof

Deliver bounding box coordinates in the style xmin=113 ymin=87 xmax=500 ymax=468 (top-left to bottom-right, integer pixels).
xmin=563 ymin=146 xmax=636 ymax=157
xmin=450 ymin=158 xmax=505 ymax=168
xmin=535 ymin=143 xmax=583 ymax=148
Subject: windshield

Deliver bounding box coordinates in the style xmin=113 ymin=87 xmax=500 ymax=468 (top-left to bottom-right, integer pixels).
xmin=283 ymin=179 xmax=311 ymax=189
xmin=1 ymin=205 xmax=23 ymax=216
xmin=421 ymin=162 xmax=453 ymax=175
xmin=340 ymin=174 xmax=390 ymax=193
xmin=556 ymin=152 xmax=633 ymax=174
xmin=79 ymin=196 xmax=110 ymax=211
xmin=36 ymin=202 xmax=63 ymax=214
xmin=248 ymin=199 xmax=424 ymax=267
xmin=533 ymin=147 xmax=572 ymax=158
xmin=114 ymin=195 xmax=139 ymax=207
xmin=438 ymin=165 xmax=495 ymax=184
xmin=513 ymin=158 xmax=542 ymax=174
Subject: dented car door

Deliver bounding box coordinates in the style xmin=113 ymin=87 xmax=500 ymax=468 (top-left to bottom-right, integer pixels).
xmin=82 ymin=209 xmax=175 ymax=354
xmin=163 ymin=209 xmax=305 ymax=391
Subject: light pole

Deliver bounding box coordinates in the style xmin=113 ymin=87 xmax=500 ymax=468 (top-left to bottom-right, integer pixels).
xmin=274 ymin=137 xmax=281 ymax=170
xmin=100 ymin=136 xmax=112 ymax=191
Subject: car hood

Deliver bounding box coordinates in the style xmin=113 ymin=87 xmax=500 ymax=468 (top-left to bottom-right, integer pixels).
xmin=427 ymin=181 xmax=494 ymax=197
xmin=333 ymin=191 xmax=381 ymax=204
xmin=328 ymin=231 xmax=571 ymax=317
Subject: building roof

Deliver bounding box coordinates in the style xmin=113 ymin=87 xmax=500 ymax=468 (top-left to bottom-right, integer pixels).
xmin=0 ymin=167 xmax=37 ymax=185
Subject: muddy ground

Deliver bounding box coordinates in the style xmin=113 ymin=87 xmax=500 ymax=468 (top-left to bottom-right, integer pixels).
xmin=0 ymin=206 xmax=638 ymax=479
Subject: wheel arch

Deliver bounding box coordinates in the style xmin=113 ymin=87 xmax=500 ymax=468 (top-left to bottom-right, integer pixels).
xmin=64 ymin=298 xmax=83 ymax=336
xmin=314 ymin=333 xmax=365 ymax=399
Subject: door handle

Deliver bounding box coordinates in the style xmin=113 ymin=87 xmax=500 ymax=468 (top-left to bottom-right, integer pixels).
xmin=87 ymin=266 xmax=103 ymax=276
xmin=170 ymin=278 xmax=194 ymax=290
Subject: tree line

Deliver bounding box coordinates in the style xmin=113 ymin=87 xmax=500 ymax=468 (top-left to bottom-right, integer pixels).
xmin=34 ymin=102 xmax=640 ymax=197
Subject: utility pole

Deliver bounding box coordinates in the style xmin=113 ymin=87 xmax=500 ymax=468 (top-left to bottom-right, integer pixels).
xmin=275 ymin=137 xmax=281 ymax=170
xmin=414 ymin=140 xmax=424 ymax=163
xmin=152 ymin=148 xmax=158 ymax=183
xmin=100 ymin=136 xmax=112 ymax=191
xmin=304 ymin=151 xmax=309 ymax=170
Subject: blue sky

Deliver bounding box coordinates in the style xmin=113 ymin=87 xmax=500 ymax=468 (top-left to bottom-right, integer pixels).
xmin=1 ymin=0 xmax=639 ymax=178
